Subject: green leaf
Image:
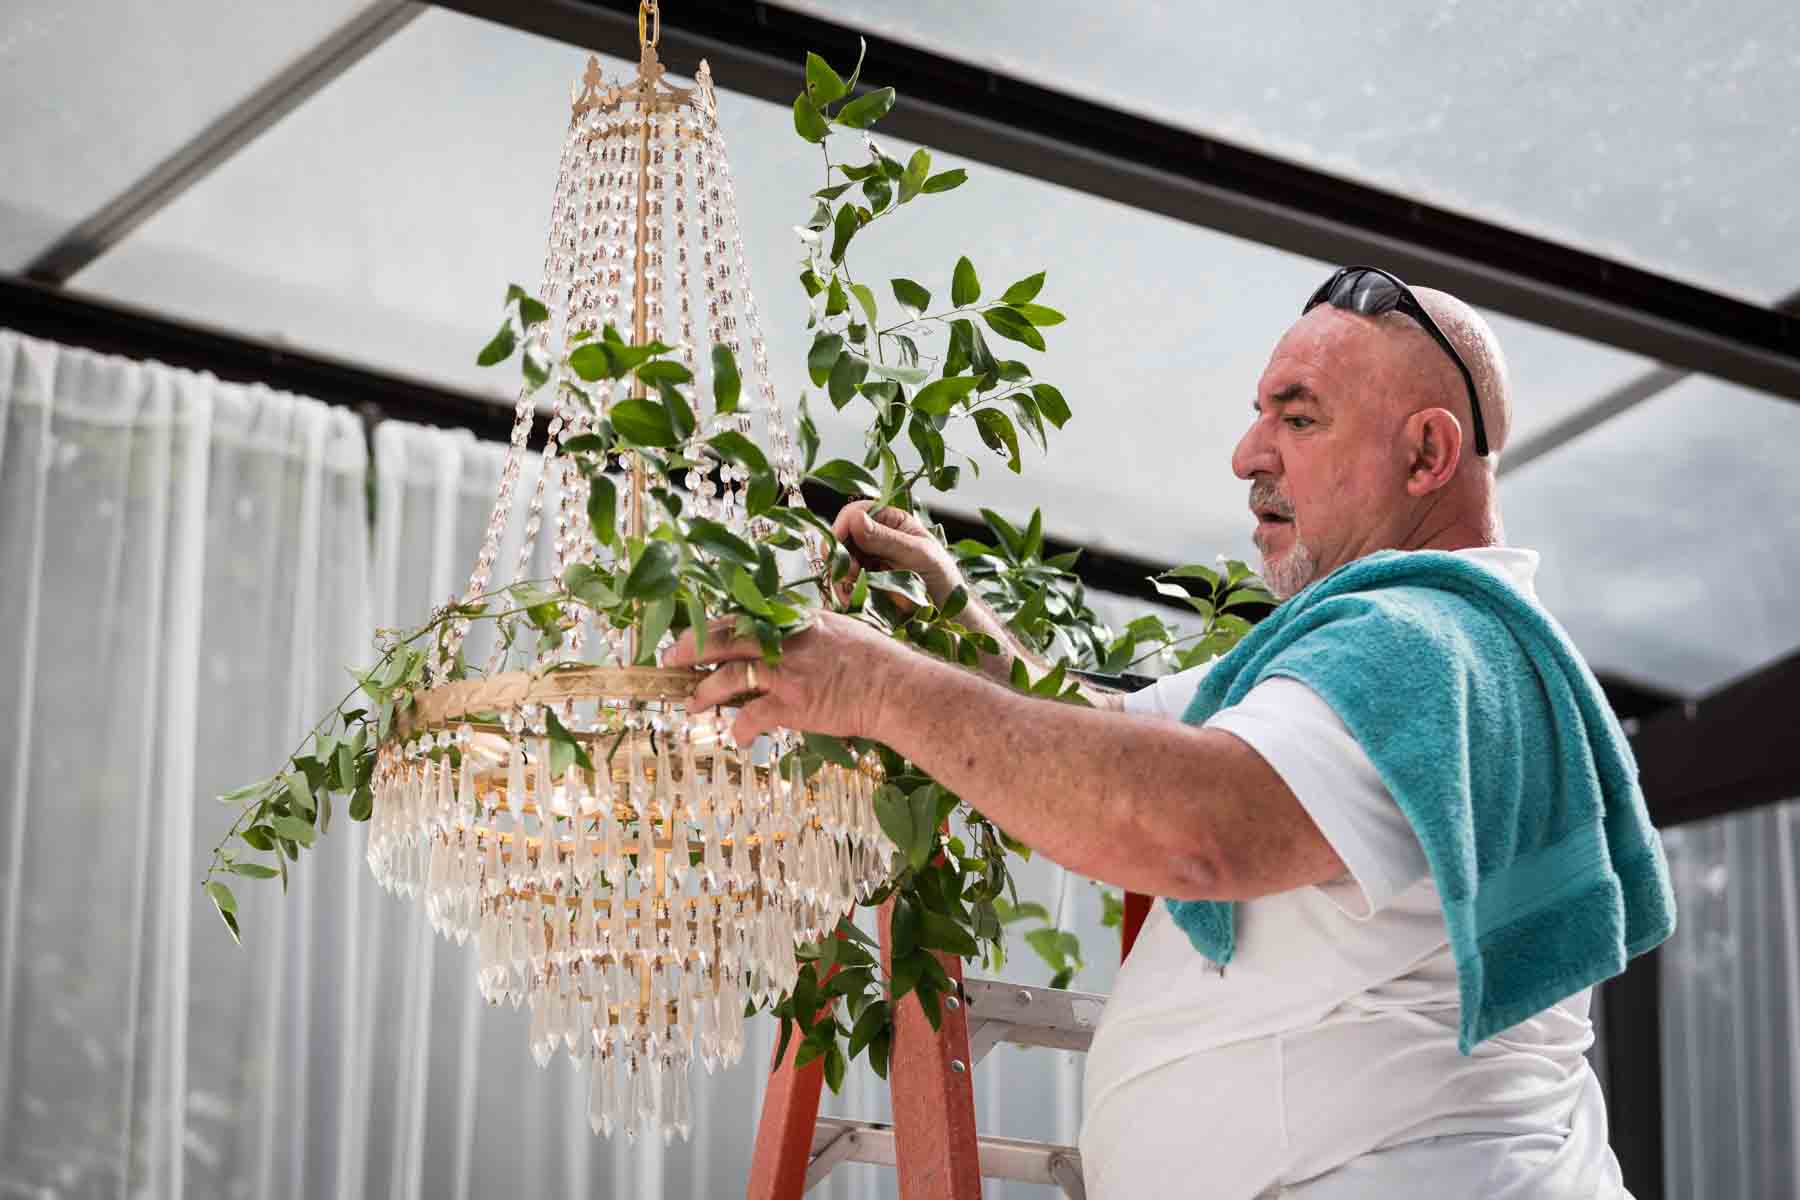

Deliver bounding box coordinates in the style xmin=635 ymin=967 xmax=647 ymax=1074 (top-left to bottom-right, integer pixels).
xmin=209 ymin=885 xmax=242 ymax=944
xmin=823 ymin=1041 xmax=847 ymax=1093
xmin=918 ymin=911 xmax=978 ymax=957
xmin=272 ymin=814 xmax=316 ymax=847
xmin=869 ymin=361 xmax=930 ymax=386
xmin=921 ymin=168 xmax=968 ymax=194
xmin=825 ymin=276 xmax=849 ymax=316
xmin=728 ymin=566 xmax=774 ymax=617
xmin=707 ymin=430 xmax=771 ymax=476
xmin=218 ymin=779 xmax=269 ymax=806
xmin=810 ymin=458 xmax=881 ymax=498
xmin=874 ymin=786 xmax=933 ymax=873
xmin=1014 ymin=302 xmax=1066 ymax=327
xmin=793 ymin=92 xmax=831 ymax=142
xmin=1030 ymin=383 xmax=1071 ymax=428
xmin=834 ymin=86 xmax=896 ymax=128
xmin=609 ymin=397 xmax=678 ymax=448
xmin=804 ymin=51 xmax=847 ymax=104
xmin=712 ymin=344 xmax=741 ymax=415
xmin=974 ymin=409 xmax=1023 ymax=472
xmin=587 ymin=475 xmax=618 ymax=549
xmin=981 ymin=306 xmax=1046 ymax=351
xmin=282 ymin=770 xmax=314 ymax=818
xmin=951 ymin=256 xmax=981 ymax=307
xmin=803 ymin=732 xmax=858 ymax=768
xmin=476 ymin=321 xmax=515 ymax=366
xmin=911 ymin=375 xmax=981 ymax=416
xmin=748 ymin=470 xmax=781 ymax=518
xmin=849 ymin=283 xmax=879 ymax=328
xmin=899 ymin=147 xmax=931 ymax=203
xmin=994 ymin=898 xmax=1051 ymax=925
xmin=240 ymin=825 xmax=275 ymax=852
xmin=637 ymin=596 xmax=676 ymax=664
xmin=862 ymin=173 xmax=892 ymax=214
xmin=206 ymin=880 xmax=239 ymax=913
xmin=567 ymin=341 xmax=615 ymax=381
xmin=686 ymin=517 xmax=758 ymax=567
xmin=545 ymin=707 xmax=594 ymax=776
xmin=864 ymin=570 xmax=930 ymax=608
xmin=1000 ymin=272 xmax=1046 ymax=305
xmin=228 ymin=861 xmax=280 ymax=880
xmin=659 ymin=381 xmax=696 ymax=442
xmin=808 ymin=332 xmax=845 ymax=387
xmin=848 ymin=999 xmax=889 ymax=1058
xmin=636 ymin=359 xmax=693 ymax=386
xmin=506 ymin=285 xmax=550 ymax=330
xmin=797 ymin=396 xmax=821 ymax=472
xmin=830 ymin=203 xmax=860 ymax=263
xmin=349 ymin=784 xmax=373 ymax=822
xmin=827 ymin=352 xmax=869 ymax=410
xmin=890 ymin=277 xmax=930 ymax=319
xmin=623 ymin=540 xmax=681 ymax=601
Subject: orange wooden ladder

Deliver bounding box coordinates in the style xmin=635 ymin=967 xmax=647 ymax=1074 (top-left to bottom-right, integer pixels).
xmin=746 ymin=890 xmax=1153 ymax=1199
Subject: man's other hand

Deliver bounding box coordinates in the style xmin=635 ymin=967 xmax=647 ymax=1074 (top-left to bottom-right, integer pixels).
xmin=831 ymin=500 xmax=962 ymax=611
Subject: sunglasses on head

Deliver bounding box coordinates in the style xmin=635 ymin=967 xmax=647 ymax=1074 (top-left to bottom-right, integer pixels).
xmin=1303 ymin=266 xmax=1488 ymax=457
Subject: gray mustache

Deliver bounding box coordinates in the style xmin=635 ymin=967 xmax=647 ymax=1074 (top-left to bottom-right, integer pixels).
xmin=1249 ymin=480 xmax=1294 ymax=520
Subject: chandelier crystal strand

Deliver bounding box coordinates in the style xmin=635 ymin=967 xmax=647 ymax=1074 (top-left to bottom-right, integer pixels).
xmin=366 ymin=31 xmax=898 ymax=1145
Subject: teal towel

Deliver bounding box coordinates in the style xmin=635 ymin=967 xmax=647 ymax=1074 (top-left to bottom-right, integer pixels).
xmin=1169 ymin=550 xmax=1676 ymax=1052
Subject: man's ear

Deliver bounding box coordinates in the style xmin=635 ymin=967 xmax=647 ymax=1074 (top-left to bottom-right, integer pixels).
xmin=1404 ymin=408 xmax=1463 ymax=497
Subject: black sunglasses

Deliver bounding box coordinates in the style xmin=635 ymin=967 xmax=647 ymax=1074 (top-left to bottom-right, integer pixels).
xmin=1303 ymin=265 xmax=1488 ymax=457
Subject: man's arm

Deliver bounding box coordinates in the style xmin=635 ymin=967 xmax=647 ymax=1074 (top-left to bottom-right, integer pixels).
xmin=669 ymin=614 xmax=1339 ymax=899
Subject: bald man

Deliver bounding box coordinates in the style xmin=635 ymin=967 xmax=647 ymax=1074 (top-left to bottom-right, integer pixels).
xmin=666 ymin=268 xmax=1638 ymax=1197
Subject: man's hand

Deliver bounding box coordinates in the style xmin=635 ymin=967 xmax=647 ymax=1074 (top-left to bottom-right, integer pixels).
xmin=831 ymin=500 xmax=963 ymax=610
xmin=662 ymin=610 xmax=918 ymax=747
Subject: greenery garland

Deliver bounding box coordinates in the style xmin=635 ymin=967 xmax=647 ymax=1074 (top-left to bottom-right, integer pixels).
xmin=204 ymin=43 xmax=1273 ymax=1094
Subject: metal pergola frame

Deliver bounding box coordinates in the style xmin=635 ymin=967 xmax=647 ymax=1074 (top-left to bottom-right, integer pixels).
xmin=13 ymin=5 xmax=1800 ymax=1196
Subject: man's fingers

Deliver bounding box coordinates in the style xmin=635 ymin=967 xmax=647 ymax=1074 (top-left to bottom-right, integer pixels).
xmin=689 ymin=659 xmax=769 ymax=712
xmin=831 ymin=499 xmax=876 ymax=544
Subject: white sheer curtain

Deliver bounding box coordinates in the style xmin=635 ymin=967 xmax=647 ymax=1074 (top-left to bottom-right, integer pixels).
xmin=0 ymin=329 xmax=371 ymax=1197
xmin=1660 ymin=800 xmax=1800 ymax=1198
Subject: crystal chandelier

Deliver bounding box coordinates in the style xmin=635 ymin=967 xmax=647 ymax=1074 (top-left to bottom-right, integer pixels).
xmin=362 ymin=5 xmax=892 ymax=1144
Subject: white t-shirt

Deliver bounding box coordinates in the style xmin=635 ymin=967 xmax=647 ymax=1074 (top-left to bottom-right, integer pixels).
xmin=1080 ymin=548 xmax=1628 ymax=1199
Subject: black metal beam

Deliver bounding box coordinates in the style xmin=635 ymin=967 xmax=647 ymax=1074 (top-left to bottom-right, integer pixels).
xmin=1630 ymin=648 xmax=1800 ymax=828
xmin=434 ymin=0 xmax=1800 ymax=407
xmin=24 ymin=0 xmax=422 ymax=285
xmin=1502 ymin=287 xmax=1800 ymax=477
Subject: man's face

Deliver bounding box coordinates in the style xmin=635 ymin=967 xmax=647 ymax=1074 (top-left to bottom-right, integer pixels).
xmin=1231 ymin=307 xmax=1414 ymax=597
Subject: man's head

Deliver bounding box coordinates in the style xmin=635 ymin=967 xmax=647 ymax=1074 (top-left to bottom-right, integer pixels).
xmin=1232 ymin=274 xmax=1513 ymax=597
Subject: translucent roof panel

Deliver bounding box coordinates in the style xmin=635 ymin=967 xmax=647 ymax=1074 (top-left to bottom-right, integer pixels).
xmin=1505 ymin=375 xmax=1800 ymax=696
xmin=75 ymin=7 xmax=1654 ymax=580
xmin=0 ymin=0 xmax=370 ymax=270
xmin=783 ymin=0 xmax=1800 ymax=304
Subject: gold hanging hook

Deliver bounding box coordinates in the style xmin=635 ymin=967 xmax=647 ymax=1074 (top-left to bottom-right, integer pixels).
xmin=638 ymin=0 xmax=660 ymax=49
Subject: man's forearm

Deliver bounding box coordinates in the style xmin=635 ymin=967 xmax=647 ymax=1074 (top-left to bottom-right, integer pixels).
xmin=869 ymin=650 xmax=1225 ymax=896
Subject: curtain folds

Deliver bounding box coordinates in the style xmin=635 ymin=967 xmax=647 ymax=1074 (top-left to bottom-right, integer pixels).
xmin=1660 ymin=799 xmax=1800 ymax=1199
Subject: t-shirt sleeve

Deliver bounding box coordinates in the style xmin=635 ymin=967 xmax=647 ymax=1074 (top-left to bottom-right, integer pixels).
xmin=1120 ymin=665 xmax=1209 ymax=720
xmin=1201 ymin=676 xmax=1430 ymax=918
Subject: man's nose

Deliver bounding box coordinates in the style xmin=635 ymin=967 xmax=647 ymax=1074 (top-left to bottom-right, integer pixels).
xmin=1232 ymin=416 xmax=1277 ymax=481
